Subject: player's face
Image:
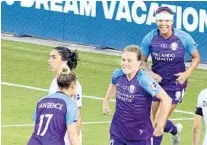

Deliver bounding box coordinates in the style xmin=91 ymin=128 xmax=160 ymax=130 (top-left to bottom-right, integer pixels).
xmin=156 ymin=12 xmax=173 ymax=35
xmin=48 ymin=50 xmax=65 ymax=73
xmin=68 ymin=81 xmax=77 ymax=96
xmin=121 ymin=51 xmax=140 ymax=74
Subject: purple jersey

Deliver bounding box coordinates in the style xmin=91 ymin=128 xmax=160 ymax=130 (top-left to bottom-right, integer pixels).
xmin=141 ymin=28 xmax=197 ymax=91
xmin=28 ymin=92 xmax=77 ymax=145
xmin=110 ymin=69 xmax=161 ymax=141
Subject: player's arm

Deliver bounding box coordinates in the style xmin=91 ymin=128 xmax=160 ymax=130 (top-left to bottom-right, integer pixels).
xmin=66 ymin=100 xmax=80 ymax=145
xmin=140 ymin=35 xmax=162 ymax=83
xmin=154 ymin=89 xmax=172 ymax=131
xmin=76 ymin=107 xmax=82 ymax=135
xmin=193 ymin=90 xmax=204 ymax=145
xmin=185 ymin=49 xmax=200 ymax=78
xmin=67 ymin=122 xmax=80 ymax=145
xmin=140 ymin=34 xmax=151 ymax=71
xmin=193 ymin=113 xmax=202 ymax=145
xmin=76 ymin=84 xmax=83 ymax=136
xmin=175 ymin=35 xmax=200 ymax=84
xmin=103 ymin=84 xmax=116 ymax=115
xmin=140 ymin=72 xmax=171 ymax=136
xmin=141 ymin=55 xmax=150 ymax=70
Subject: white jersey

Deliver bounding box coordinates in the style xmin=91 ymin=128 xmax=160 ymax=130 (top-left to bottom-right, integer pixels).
xmin=196 ymin=88 xmax=207 ymax=145
xmin=49 ymin=77 xmax=82 ymax=107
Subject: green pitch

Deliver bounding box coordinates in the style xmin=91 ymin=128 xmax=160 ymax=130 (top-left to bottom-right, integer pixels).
xmin=2 ymin=40 xmax=207 ymax=145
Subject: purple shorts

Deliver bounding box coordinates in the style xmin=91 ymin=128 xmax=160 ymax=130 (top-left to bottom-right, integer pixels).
xmin=152 ymin=88 xmax=186 ymax=104
xmin=110 ymin=134 xmax=152 ymax=145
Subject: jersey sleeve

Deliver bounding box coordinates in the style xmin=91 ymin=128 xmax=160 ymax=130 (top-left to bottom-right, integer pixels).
xmin=111 ymin=69 xmax=124 ymax=85
xmin=196 ymin=90 xmax=203 ymax=108
xmin=140 ymin=30 xmax=157 ymax=57
xmin=66 ymin=100 xmax=78 ymax=126
xmin=138 ymin=70 xmax=162 ymax=97
xmin=140 ymin=34 xmax=151 ymax=57
xmin=184 ymin=34 xmax=198 ymax=54
xmin=32 ymin=110 xmax=36 ymax=121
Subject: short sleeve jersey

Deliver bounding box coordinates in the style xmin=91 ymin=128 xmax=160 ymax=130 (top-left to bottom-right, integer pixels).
xmin=141 ymin=28 xmax=197 ymax=91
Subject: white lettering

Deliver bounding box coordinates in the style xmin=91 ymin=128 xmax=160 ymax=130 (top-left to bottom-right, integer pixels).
xmin=50 ymin=0 xmax=63 ymax=12
xmin=36 ymin=0 xmax=49 ymax=10
xmin=39 ymin=102 xmax=63 ymax=110
xmin=116 ymin=1 xmax=132 ymax=22
xmin=102 ymin=1 xmax=116 ymax=19
xmin=20 ymin=0 xmax=34 ymax=8
xmin=176 ymin=6 xmax=182 ymax=30
xmin=146 ymin=2 xmax=159 ymax=25
xmin=5 ymin=0 xmax=15 ymax=5
xmin=80 ymin=1 xmax=96 ymax=17
xmin=131 ymin=1 xmax=146 ymax=24
xmin=183 ymin=7 xmax=198 ymax=32
xmin=63 ymin=0 xmax=79 ymax=14
xmin=199 ymin=9 xmax=207 ymax=33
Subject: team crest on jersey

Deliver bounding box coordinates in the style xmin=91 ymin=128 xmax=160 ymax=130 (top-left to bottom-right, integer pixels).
xmin=170 ymin=42 xmax=178 ymax=51
xmin=129 ymin=85 xmax=135 ymax=93
xmin=175 ymin=91 xmax=181 ymax=100
xmin=149 ymin=82 xmax=157 ymax=90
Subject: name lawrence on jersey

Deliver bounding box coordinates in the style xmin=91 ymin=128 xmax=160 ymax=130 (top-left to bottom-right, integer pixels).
xmin=39 ymin=102 xmax=63 ymax=110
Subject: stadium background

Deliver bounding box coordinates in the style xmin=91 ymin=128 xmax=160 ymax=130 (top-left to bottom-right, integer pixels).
xmin=1 ymin=1 xmax=207 ymax=145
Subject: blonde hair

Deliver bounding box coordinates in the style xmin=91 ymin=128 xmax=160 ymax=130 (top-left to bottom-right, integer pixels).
xmin=123 ymin=45 xmax=141 ymax=61
xmin=57 ymin=65 xmax=76 ymax=89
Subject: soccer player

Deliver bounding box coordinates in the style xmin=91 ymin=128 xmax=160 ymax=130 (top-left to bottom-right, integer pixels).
xmin=140 ymin=6 xmax=200 ymax=145
xmin=48 ymin=46 xmax=82 ymax=145
xmin=28 ymin=67 xmax=80 ymax=145
xmin=193 ymin=88 xmax=207 ymax=145
xmin=103 ymin=45 xmax=172 ymax=145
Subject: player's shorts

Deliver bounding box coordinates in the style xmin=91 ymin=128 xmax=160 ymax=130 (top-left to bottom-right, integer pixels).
xmin=152 ymin=88 xmax=186 ymax=104
xmin=110 ymin=134 xmax=152 ymax=145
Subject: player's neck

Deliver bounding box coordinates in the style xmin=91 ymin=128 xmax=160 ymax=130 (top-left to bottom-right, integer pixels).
xmin=160 ymin=29 xmax=173 ymax=39
xmin=61 ymin=89 xmax=73 ymax=97
xmin=126 ymin=72 xmax=137 ymax=81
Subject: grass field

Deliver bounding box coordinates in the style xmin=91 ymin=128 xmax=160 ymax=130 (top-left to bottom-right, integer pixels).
xmin=1 ymin=39 xmax=207 ymax=145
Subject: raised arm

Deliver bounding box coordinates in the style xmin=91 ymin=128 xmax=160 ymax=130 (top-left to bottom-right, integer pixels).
xmin=103 ymin=84 xmax=116 ymax=115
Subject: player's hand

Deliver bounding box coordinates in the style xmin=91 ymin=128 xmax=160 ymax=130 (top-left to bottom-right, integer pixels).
xmin=153 ymin=124 xmax=164 ymax=137
xmin=148 ymin=71 xmax=162 ymax=83
xmin=103 ymin=101 xmax=111 ymax=115
xmin=174 ymin=71 xmax=190 ymax=84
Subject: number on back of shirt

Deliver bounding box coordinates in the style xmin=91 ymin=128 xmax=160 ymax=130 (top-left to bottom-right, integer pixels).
xmin=37 ymin=114 xmax=53 ymax=136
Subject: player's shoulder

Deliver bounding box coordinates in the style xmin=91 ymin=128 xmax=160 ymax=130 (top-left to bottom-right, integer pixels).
xmin=112 ymin=68 xmax=125 ymax=78
xmin=144 ymin=29 xmax=158 ymax=40
xmin=137 ymin=69 xmax=150 ymax=78
xmin=48 ymin=77 xmax=58 ymax=94
xmin=173 ymin=28 xmax=191 ymax=38
xmin=198 ymin=89 xmax=207 ymax=100
xmin=76 ymin=80 xmax=82 ymax=89
xmin=136 ymin=69 xmax=153 ymax=83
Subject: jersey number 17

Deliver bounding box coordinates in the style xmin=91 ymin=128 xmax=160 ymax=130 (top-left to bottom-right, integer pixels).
xmin=37 ymin=114 xmax=53 ymax=136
